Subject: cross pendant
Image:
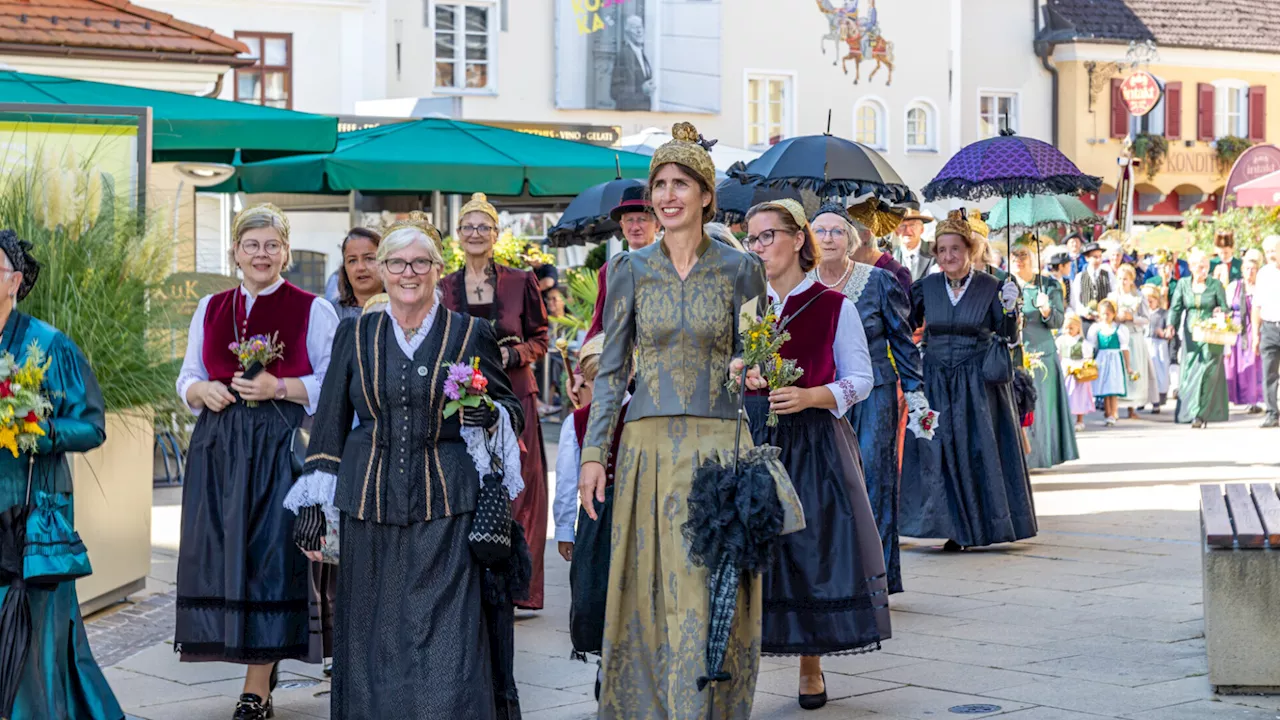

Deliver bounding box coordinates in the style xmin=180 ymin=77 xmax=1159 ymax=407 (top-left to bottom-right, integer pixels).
xmin=473 ymin=283 xmax=486 ymax=301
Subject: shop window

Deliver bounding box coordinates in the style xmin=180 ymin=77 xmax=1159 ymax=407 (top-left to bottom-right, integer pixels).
xmin=979 ymin=91 xmax=1019 ymax=139
xmin=746 ymin=73 xmax=794 ymax=151
xmin=905 ymin=101 xmax=937 ymax=151
xmin=430 ymin=1 xmax=496 ymax=92
xmin=855 ymin=98 xmax=887 ymax=151
xmin=284 ymin=251 xmax=328 ymax=296
xmin=235 ymin=32 xmax=292 ymax=109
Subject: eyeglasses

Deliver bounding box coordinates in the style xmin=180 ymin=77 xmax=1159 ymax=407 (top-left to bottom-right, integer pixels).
xmin=744 ymin=229 xmax=783 ymax=250
xmin=814 ymin=228 xmax=848 ymax=240
xmin=459 ymin=224 xmax=496 ymax=236
xmin=383 ymin=258 xmax=436 ymax=275
xmin=239 ymin=239 xmax=284 ymax=256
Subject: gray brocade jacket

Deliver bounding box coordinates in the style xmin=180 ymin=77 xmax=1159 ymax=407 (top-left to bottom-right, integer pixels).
xmin=580 ymin=235 xmax=767 ymax=467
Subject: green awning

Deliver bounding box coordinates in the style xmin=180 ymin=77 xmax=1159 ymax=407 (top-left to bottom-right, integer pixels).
xmin=0 ymin=71 xmax=337 ymax=162
xmin=219 ymin=118 xmax=653 ymax=197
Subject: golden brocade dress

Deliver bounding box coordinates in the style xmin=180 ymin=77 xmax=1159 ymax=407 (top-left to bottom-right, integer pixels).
xmin=583 ymin=235 xmax=767 ymax=719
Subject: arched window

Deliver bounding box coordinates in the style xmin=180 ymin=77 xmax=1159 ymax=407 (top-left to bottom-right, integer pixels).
xmin=905 ymin=101 xmax=937 ymax=151
xmin=284 ymin=250 xmax=328 ymax=296
xmin=854 ymin=98 xmax=887 ymax=151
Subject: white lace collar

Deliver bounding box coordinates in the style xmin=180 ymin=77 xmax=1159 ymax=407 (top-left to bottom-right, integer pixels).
xmin=841 ymin=263 xmax=873 ymax=304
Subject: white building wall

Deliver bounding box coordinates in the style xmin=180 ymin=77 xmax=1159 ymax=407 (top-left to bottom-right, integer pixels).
xmin=134 ymin=0 xmax=383 ymax=115
xmin=960 ymin=0 xmax=1053 ymax=146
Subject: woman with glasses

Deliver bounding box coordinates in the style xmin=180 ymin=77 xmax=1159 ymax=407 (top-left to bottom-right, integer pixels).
xmin=808 ymin=203 xmax=927 ymax=597
xmin=174 ymin=203 xmax=340 ymax=720
xmin=332 ymin=226 xmax=384 ymax=321
xmin=742 ymin=200 xmax=887 ymax=710
xmin=287 ymin=220 xmax=525 ymax=718
xmin=441 ymin=193 xmax=551 ymax=611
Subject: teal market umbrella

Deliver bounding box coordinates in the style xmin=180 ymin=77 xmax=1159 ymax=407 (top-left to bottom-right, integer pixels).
xmin=214 ymin=118 xmax=653 ymax=197
xmin=987 ymin=193 xmax=1100 ymax=235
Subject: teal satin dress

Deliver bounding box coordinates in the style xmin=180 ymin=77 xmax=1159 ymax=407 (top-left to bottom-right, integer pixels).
xmin=0 ymin=311 xmax=122 ymax=720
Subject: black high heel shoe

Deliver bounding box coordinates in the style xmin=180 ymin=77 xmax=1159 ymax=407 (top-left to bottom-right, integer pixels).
xmin=942 ymin=539 xmax=967 ymax=552
xmin=232 ymin=694 xmax=273 ymax=720
xmin=799 ymin=672 xmax=827 ymax=710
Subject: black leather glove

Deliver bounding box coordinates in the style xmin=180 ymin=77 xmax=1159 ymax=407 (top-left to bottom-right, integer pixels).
xmin=459 ymin=403 xmax=499 ymax=429
xmin=293 ymin=505 xmax=325 ymax=553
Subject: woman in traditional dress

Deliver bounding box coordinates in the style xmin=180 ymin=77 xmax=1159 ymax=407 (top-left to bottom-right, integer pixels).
xmin=900 ymin=210 xmax=1036 ymax=551
xmin=1008 ymin=244 xmax=1077 ymax=468
xmin=1111 ymin=264 xmax=1158 ymax=418
xmin=174 ymin=204 xmax=339 ymax=719
xmin=1171 ymin=249 xmax=1231 ymax=428
xmin=808 ymin=203 xmax=925 ymax=595
xmin=441 ymin=194 xmax=550 ymax=611
xmin=578 ymin=123 xmax=768 ymax=718
xmin=743 ymin=200 xmax=887 ymax=710
xmin=331 ymin=226 xmax=384 ymax=322
xmin=0 ymin=233 xmax=122 ymax=720
xmin=1226 ymin=249 xmax=1264 ymax=412
xmin=287 ymin=221 xmax=525 ymax=719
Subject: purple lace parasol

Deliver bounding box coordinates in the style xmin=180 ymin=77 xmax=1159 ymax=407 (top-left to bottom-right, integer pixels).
xmin=922 ymin=130 xmax=1102 ymax=202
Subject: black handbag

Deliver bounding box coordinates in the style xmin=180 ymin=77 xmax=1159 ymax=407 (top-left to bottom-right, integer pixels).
xmin=982 ymin=331 xmax=1014 ymax=386
xmin=470 ymin=472 xmax=513 ymax=566
xmin=289 ymin=428 xmax=309 ymax=477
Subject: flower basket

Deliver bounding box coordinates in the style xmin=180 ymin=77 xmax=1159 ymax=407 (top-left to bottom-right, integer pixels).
xmin=1192 ymin=327 xmax=1239 ymax=346
xmin=1071 ymin=365 xmax=1099 ymax=382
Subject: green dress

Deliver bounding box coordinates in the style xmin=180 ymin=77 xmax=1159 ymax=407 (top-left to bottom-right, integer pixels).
xmin=1015 ymin=275 xmax=1078 ymax=469
xmin=1169 ymin=277 xmax=1230 ymax=423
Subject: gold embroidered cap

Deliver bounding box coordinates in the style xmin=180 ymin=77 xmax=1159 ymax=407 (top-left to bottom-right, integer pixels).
xmin=752 ymin=198 xmax=810 ymax=234
xmin=459 ymin=192 xmax=500 ymax=229
xmin=966 ymin=208 xmax=989 ymax=239
xmin=385 ymin=211 xmax=442 ymax=243
xmin=651 ymin=122 xmax=718 ymax=193
xmin=935 ymin=209 xmax=974 ymax=243
xmin=233 ymin=203 xmax=290 ymax=242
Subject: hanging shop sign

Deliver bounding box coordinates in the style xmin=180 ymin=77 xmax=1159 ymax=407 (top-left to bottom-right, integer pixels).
xmin=1121 ymin=72 xmax=1163 ymax=117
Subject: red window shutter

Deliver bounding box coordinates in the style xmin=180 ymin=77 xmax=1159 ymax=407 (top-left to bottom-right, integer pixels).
xmin=1164 ymin=82 xmax=1182 ymax=139
xmin=1249 ymin=85 xmax=1267 ymax=142
xmin=1111 ymin=78 xmax=1129 ymax=138
xmin=1198 ymin=83 xmax=1216 ymax=141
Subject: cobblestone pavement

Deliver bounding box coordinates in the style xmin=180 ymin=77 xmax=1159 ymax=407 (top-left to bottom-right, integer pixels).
xmin=93 ymin=409 xmax=1280 ymax=719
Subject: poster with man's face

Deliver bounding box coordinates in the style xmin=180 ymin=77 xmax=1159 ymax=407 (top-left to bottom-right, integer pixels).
xmin=554 ymin=0 xmax=721 ymax=113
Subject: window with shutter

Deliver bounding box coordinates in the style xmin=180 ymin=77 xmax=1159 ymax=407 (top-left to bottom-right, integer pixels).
xmin=1249 ymin=86 xmax=1267 ymax=142
xmin=1198 ymin=83 xmax=1215 ymax=141
xmin=1111 ymin=78 xmax=1129 ymax=138
xmin=1165 ymin=82 xmax=1182 ymax=139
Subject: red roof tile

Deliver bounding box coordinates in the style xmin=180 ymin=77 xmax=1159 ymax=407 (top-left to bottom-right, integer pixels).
xmin=0 ymin=0 xmax=248 ymax=57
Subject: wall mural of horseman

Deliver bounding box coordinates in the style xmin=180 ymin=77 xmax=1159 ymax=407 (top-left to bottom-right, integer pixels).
xmin=816 ymin=0 xmax=894 ymax=86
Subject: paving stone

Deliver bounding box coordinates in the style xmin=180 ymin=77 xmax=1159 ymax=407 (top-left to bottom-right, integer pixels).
xmin=753 ymin=667 xmax=900 ymax=700
xmin=746 ymin=691 xmax=880 ymax=718
xmin=911 ymin=620 xmax=1091 ymax=648
xmin=114 ymin=643 xmax=246 ymax=685
xmin=821 ymin=651 xmax=925 ymax=676
xmin=514 ymin=650 xmax=601 ymax=690
xmin=985 ymin=675 xmax=1206 ymax=716
xmin=101 ymin=668 xmax=219 ymax=708
xmin=841 ymin=685 xmax=1030 ymax=719
xmin=518 ymin=684 xmax=596 ymax=714
xmin=992 ymin=708 xmax=1119 ymax=719
xmin=1125 ymin=699 xmax=1280 ymax=719
xmin=879 ymin=632 xmax=1077 ymax=669
xmin=1019 ymin=653 xmax=1201 ymax=687
xmin=861 ymin=659 xmax=1041 ymax=695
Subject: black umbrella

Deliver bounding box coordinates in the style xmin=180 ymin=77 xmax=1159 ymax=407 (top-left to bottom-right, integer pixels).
xmin=714 ymin=168 xmax=805 ymax=225
xmin=682 ymin=366 xmax=786 ymax=715
xmin=729 ymin=128 xmax=911 ymax=203
xmin=545 ymin=168 xmax=643 ymax=248
xmin=0 ymin=500 xmax=31 ymax=719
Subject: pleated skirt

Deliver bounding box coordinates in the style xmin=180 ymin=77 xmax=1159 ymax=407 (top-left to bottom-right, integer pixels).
xmin=600 ymin=416 xmax=761 ymax=720
xmin=901 ymin=358 xmax=1037 ymax=548
xmin=332 ymin=512 xmax=494 ymax=720
xmin=848 ymin=383 xmax=904 ymax=594
xmin=747 ymin=400 xmax=891 ymax=657
xmin=175 ymin=401 xmax=310 ymax=663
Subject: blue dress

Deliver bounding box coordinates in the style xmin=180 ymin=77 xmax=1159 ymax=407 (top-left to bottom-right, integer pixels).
xmin=0 ymin=312 xmax=122 ymax=720
xmin=901 ymin=273 xmax=1037 ymax=548
xmin=816 ymin=263 xmax=922 ymax=594
xmin=1089 ymin=324 xmax=1129 ymax=398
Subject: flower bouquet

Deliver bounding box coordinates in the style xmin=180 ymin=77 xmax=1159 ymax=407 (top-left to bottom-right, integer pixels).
xmin=761 ymin=352 xmax=804 ymax=427
xmin=443 ymin=357 xmax=495 ymax=418
xmin=1070 ymin=359 xmax=1099 ymax=382
xmin=0 ymin=343 xmax=52 ymax=457
xmin=228 ymin=332 xmax=285 ymax=407
xmin=728 ymin=309 xmax=805 ymax=426
xmin=1023 ymin=350 xmax=1047 ymax=380
xmin=1192 ymin=316 xmax=1241 ymax=347
xmin=904 ymin=390 xmax=939 ymax=441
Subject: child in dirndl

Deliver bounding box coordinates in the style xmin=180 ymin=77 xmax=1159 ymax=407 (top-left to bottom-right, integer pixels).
xmin=1057 ymin=313 xmax=1095 ymax=431
xmin=1087 ymin=299 xmax=1134 ymax=427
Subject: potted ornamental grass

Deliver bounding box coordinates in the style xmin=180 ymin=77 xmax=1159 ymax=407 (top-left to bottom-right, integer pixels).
xmin=0 ymin=160 xmax=177 ymax=610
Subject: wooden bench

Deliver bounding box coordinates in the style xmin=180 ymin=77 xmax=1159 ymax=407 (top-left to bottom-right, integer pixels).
xmin=1201 ymin=483 xmax=1280 ymax=694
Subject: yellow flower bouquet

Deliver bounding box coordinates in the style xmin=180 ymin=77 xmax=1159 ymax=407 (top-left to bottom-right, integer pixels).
xmin=0 ymin=342 xmax=53 ymax=457
xmin=729 ymin=309 xmax=805 ymax=426
xmin=1070 ymin=359 xmax=1099 ymax=382
xmin=1192 ymin=315 xmax=1241 ymax=346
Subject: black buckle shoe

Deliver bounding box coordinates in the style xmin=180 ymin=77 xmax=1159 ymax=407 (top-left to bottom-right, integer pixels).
xmin=233 ymin=693 xmax=274 ymax=720
xmin=798 ymin=673 xmax=827 ymax=710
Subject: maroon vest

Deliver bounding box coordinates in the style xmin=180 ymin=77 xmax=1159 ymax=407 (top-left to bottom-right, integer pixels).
xmin=201 ymin=281 xmax=317 ymax=384
xmin=573 ymin=400 xmax=628 ymax=487
xmin=766 ymin=283 xmax=843 ymax=390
